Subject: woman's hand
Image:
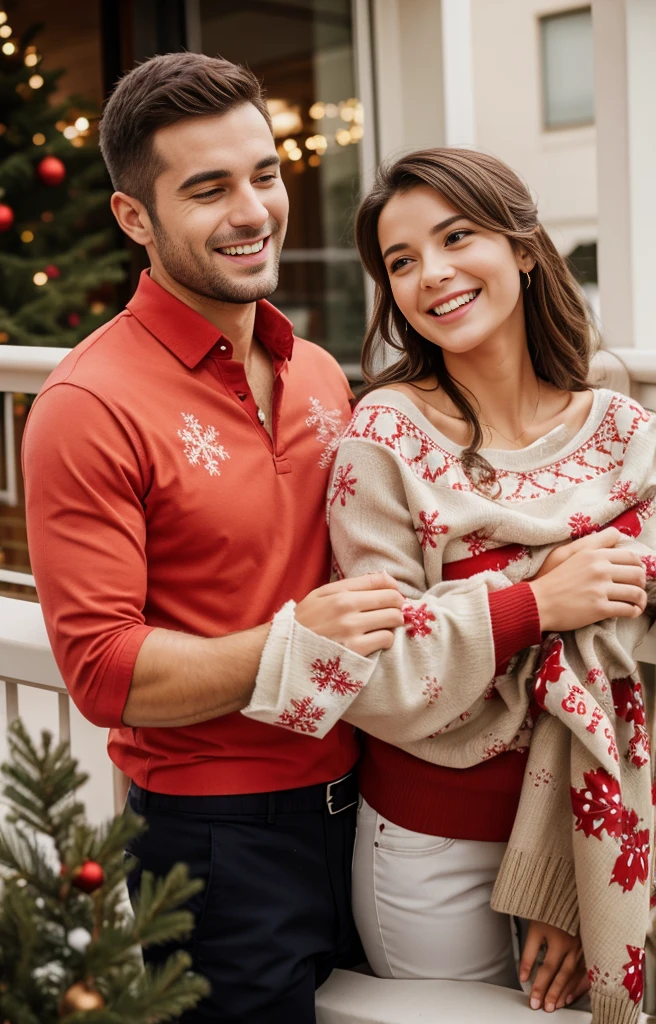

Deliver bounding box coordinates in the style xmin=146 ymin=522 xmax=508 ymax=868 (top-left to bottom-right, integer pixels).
xmin=519 ymin=920 xmax=589 ymax=1012
xmin=529 ymin=528 xmax=647 ymax=632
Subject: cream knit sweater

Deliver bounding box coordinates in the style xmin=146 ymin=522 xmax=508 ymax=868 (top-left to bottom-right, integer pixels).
xmin=244 ymin=387 xmax=655 ymax=1024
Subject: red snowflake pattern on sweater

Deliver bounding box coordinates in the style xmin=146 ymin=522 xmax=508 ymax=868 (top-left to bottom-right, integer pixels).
xmin=609 ymin=479 xmax=639 ymax=507
xmin=421 ymin=676 xmax=443 ymax=705
xmin=462 ymin=529 xmax=489 ymax=556
xmin=568 ymin=512 xmax=599 ymax=538
xmin=311 ymin=657 xmax=363 ymax=696
xmin=527 ymin=767 xmax=555 ymax=787
xmin=610 ymin=808 xmax=650 ymax=892
xmin=342 ymin=394 xmax=649 ymax=502
xmin=403 ymin=603 xmax=436 ymax=638
xmin=571 ymin=767 xmax=624 ymax=839
xmin=628 ymin=725 xmax=650 ymax=768
xmin=642 ymin=554 xmax=656 ymax=580
xmin=622 ymin=946 xmax=645 ymax=1004
xmin=612 ymin=677 xmax=646 ymax=726
xmin=533 ymin=636 xmax=565 ymax=710
xmin=275 ymin=697 xmax=326 ymax=734
xmin=415 ymin=509 xmax=448 ymax=549
xmin=330 ymin=463 xmax=357 ymax=507
xmin=483 ymin=737 xmax=507 ymax=759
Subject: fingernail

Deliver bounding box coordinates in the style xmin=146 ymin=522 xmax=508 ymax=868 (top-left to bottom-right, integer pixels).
xmin=519 ymin=970 xmax=528 ymax=982
xmin=566 ymin=995 xmax=574 ymax=1005
xmin=530 ymin=997 xmax=540 ymax=1009
xmin=545 ymin=1003 xmax=554 ymax=1013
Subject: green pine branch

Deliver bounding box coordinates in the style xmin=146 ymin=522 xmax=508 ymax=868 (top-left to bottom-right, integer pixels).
xmin=0 ymin=721 xmax=209 ymax=1023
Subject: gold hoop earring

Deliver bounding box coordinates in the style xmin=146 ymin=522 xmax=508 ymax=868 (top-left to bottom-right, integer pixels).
xmin=524 ymin=270 xmax=531 ymax=290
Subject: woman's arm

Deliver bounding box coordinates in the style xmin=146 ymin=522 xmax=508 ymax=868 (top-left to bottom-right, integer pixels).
xmin=243 ymin=436 xmax=645 ymax=743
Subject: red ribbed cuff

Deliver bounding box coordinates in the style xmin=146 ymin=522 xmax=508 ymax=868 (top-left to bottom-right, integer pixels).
xmin=488 ymin=582 xmax=541 ymax=676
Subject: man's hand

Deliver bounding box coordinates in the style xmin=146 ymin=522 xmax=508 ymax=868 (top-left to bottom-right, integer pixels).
xmin=529 ymin=528 xmax=647 ymax=632
xmin=520 ymin=920 xmax=589 ymax=1012
xmin=295 ymin=573 xmax=405 ymax=656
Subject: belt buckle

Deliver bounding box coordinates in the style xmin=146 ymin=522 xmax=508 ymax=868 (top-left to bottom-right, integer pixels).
xmin=326 ymin=773 xmax=357 ymax=815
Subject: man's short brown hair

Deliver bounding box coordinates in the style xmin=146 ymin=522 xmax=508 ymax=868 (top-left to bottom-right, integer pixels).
xmin=99 ymin=52 xmax=272 ymax=214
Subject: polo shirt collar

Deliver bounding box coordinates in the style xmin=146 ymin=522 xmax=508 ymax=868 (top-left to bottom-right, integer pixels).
xmin=127 ymin=269 xmax=295 ymax=368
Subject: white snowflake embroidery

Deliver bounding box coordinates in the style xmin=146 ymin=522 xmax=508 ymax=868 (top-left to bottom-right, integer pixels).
xmin=306 ymin=396 xmax=344 ymax=469
xmin=178 ymin=413 xmax=230 ymax=477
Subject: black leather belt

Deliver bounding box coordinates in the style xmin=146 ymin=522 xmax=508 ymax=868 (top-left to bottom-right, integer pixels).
xmin=128 ymin=770 xmax=358 ymax=817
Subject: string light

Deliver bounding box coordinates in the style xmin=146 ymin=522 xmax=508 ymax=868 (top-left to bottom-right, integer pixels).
xmin=282 ymin=138 xmax=297 ymax=153
xmin=288 ymin=147 xmax=303 ymax=162
xmin=63 ymin=126 xmax=77 ymax=139
xmin=74 ymin=116 xmax=89 ymax=131
xmin=2 ymin=41 xmax=15 ymax=55
xmin=308 ymin=154 xmax=321 ymax=168
xmin=90 ymin=301 xmax=106 ymax=315
xmin=20 ymin=230 xmax=34 ymax=243
xmin=55 ymin=120 xmax=67 ymax=131
xmin=32 ymin=132 xmax=45 ymax=145
xmin=28 ymin=74 xmax=44 ymax=89
xmin=25 ymin=52 xmax=39 ymax=67
xmin=70 ymin=136 xmax=84 ymax=147
xmin=335 ymin=129 xmax=351 ymax=146
xmin=33 ymin=272 xmax=48 ymax=286
xmin=309 ymin=102 xmax=325 ymax=120
xmin=0 ymin=11 xmax=7 ymax=25
xmin=41 ymin=211 xmax=54 ymax=222
xmin=0 ymin=23 xmax=11 ymax=38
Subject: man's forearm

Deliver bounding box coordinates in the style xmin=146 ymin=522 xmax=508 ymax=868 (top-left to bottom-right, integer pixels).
xmin=123 ymin=623 xmax=271 ymax=727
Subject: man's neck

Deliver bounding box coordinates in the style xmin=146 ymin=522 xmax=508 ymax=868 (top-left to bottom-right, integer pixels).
xmin=149 ymin=264 xmax=257 ymax=363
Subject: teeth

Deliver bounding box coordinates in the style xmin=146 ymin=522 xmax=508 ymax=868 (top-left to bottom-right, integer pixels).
xmin=218 ymin=239 xmax=265 ymax=256
xmin=431 ymin=290 xmax=478 ymax=316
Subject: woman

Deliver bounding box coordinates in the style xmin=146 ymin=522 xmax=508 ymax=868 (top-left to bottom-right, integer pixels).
xmin=245 ymin=149 xmax=654 ymax=1024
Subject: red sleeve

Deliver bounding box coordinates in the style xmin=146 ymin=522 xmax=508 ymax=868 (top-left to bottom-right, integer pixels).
xmin=22 ymin=383 xmax=154 ymax=728
xmin=488 ymin=582 xmax=541 ymax=676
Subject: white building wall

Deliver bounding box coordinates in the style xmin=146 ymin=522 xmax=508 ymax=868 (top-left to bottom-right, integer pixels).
xmin=469 ymin=0 xmax=597 ymax=256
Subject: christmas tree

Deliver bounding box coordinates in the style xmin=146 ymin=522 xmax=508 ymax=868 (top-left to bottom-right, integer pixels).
xmin=0 ymin=12 xmax=128 ymax=347
xmin=0 ymin=720 xmax=210 ymax=1022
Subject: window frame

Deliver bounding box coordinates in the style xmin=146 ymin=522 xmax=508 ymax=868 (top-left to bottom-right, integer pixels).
xmin=538 ymin=5 xmax=595 ymax=133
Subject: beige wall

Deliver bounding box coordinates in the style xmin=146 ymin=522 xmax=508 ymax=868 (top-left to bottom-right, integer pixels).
xmin=470 ymin=0 xmax=597 ymax=255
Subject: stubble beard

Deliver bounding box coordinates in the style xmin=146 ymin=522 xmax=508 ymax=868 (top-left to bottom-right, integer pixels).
xmin=152 ymin=219 xmax=285 ymax=305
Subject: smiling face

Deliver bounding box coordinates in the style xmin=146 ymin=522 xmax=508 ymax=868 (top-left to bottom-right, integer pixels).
xmin=378 ymin=184 xmax=532 ymax=356
xmin=146 ymin=102 xmax=289 ymax=303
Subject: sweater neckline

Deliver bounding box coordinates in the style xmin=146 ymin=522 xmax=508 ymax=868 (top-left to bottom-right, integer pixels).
xmin=364 ymin=387 xmax=612 ymax=472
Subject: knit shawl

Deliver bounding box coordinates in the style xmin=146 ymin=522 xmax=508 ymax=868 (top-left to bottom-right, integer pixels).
xmin=243 ymin=387 xmax=655 ymax=1024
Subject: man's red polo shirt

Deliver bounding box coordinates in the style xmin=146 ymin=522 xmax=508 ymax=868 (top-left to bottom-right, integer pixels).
xmin=23 ymin=271 xmax=359 ymax=795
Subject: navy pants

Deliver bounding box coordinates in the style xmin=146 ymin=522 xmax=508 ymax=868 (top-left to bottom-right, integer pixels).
xmin=126 ymin=772 xmax=362 ymax=1023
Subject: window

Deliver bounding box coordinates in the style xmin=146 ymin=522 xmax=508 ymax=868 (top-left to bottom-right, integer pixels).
xmin=196 ymin=0 xmax=370 ymax=368
xmin=540 ymin=7 xmax=594 ymax=129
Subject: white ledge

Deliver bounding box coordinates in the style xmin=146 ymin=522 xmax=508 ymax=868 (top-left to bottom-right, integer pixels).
xmin=0 ymin=595 xmax=64 ymax=691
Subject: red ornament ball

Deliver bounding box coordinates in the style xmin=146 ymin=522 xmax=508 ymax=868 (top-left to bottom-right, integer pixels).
xmin=36 ymin=155 xmax=66 ymax=187
xmin=67 ymin=312 xmax=80 ymax=327
xmin=44 ymin=264 xmax=60 ymax=279
xmin=0 ymin=204 xmax=14 ymax=232
xmin=73 ymin=860 xmax=104 ymax=894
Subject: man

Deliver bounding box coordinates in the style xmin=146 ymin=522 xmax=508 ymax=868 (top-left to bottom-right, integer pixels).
xmin=23 ymin=52 xmax=404 ymax=1024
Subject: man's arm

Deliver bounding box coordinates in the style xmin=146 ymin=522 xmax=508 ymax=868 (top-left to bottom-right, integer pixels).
xmin=126 ymin=573 xmax=403 ymax=726
xmin=23 ymin=384 xmax=403 ymax=730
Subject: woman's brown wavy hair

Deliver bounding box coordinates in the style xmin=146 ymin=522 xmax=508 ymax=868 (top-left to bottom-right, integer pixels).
xmin=355 ymin=147 xmax=596 ymax=489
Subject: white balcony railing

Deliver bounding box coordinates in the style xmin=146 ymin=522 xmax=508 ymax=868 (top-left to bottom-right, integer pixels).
xmin=0 ymin=344 xmax=654 ymax=1023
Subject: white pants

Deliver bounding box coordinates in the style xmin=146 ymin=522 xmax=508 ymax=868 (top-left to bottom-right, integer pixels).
xmin=352 ymin=798 xmax=518 ymax=988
